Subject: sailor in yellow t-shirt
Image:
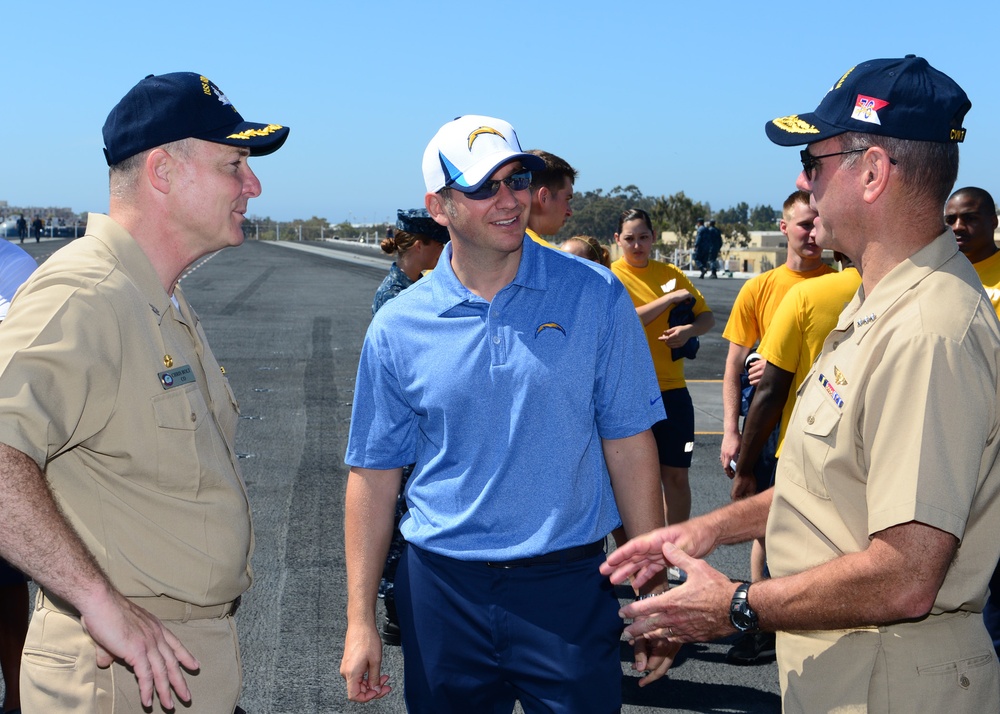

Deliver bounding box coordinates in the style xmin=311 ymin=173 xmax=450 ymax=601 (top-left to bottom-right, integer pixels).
xmin=945 ymin=186 xmax=1000 ymax=318
xmin=720 ymin=191 xmax=834 ymax=493
xmin=730 ymin=261 xmax=860 ymax=511
xmin=612 ymin=208 xmax=714 ymax=525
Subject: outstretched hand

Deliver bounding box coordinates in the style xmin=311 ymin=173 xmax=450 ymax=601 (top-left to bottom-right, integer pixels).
xmin=600 ymin=519 xmax=717 ymax=589
xmin=79 ymin=591 xmax=199 ymax=710
xmin=617 ymin=545 xmax=737 ymax=644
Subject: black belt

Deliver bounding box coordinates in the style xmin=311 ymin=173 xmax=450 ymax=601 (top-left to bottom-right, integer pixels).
xmin=485 ymin=539 xmax=605 ymax=568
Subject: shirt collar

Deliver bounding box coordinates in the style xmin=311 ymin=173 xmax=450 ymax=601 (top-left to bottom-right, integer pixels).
xmin=427 ymin=234 xmax=547 ymax=313
xmin=834 ymin=230 xmax=958 ymax=341
xmin=389 ymin=261 xmax=415 ymax=289
xmin=85 ymin=213 xmax=174 ymax=325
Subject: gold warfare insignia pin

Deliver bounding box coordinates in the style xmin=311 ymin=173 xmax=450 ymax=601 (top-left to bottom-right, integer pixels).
xmin=163 ymin=354 xmax=173 ymax=368
xmin=834 ymin=366 xmax=848 ymax=386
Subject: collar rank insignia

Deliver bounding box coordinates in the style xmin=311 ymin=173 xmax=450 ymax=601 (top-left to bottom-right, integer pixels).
xmin=856 ymin=313 xmax=876 ymax=327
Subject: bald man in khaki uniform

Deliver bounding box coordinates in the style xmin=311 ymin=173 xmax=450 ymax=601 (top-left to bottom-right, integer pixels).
xmin=603 ymin=56 xmax=1000 ymax=713
xmin=0 ymin=73 xmax=288 ymax=712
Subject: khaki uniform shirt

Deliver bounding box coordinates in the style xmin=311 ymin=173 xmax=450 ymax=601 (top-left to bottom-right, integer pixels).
xmin=767 ymin=232 xmax=1000 ymax=712
xmin=0 ymin=213 xmax=252 ymax=606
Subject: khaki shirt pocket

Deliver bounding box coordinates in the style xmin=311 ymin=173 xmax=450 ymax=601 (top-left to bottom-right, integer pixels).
xmin=151 ymin=384 xmax=210 ymax=493
xmin=786 ymin=381 xmax=843 ymax=499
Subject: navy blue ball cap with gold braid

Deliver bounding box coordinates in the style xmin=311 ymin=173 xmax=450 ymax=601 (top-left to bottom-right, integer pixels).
xmin=765 ymin=56 xmax=970 ymax=146
xmin=103 ymin=72 xmax=290 ymax=165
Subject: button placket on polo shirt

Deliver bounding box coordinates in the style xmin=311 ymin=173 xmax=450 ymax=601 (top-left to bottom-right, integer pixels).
xmin=486 ymin=295 xmax=508 ymax=367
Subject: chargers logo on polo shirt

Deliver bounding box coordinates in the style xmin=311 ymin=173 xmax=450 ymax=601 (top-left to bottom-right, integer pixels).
xmin=852 ymin=95 xmax=889 ymax=125
xmin=535 ymin=322 xmax=566 ymax=338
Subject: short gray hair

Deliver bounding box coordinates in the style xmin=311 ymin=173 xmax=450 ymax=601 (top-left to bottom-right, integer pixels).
xmin=108 ymin=138 xmax=192 ymax=200
xmin=838 ymin=132 xmax=959 ymax=209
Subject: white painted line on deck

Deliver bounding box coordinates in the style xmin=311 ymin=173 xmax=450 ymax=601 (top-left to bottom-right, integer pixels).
xmin=261 ymin=240 xmax=390 ymax=269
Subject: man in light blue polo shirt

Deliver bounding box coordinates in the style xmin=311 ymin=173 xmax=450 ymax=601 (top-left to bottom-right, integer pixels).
xmin=340 ymin=115 xmax=673 ymax=712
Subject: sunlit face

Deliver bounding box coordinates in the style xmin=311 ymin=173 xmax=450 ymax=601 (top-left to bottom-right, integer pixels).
xmin=945 ymin=192 xmax=999 ymax=263
xmin=172 ymin=139 xmax=262 ymax=255
xmin=795 ymin=137 xmax=858 ymax=253
xmin=433 ymin=161 xmax=529 ymax=257
xmin=781 ymin=200 xmax=821 ymax=260
xmin=536 ymin=176 xmax=574 ymax=235
xmin=615 ymin=218 xmax=654 ymax=268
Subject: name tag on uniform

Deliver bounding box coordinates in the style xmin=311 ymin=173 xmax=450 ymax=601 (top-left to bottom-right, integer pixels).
xmin=158 ymin=365 xmax=196 ymax=390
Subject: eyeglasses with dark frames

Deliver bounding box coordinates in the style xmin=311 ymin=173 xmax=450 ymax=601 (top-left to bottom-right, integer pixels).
xmin=455 ymin=170 xmax=532 ymax=201
xmin=799 ymin=148 xmax=897 ymax=181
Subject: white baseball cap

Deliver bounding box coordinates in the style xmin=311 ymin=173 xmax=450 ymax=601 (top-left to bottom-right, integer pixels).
xmin=422 ymin=115 xmax=545 ymax=194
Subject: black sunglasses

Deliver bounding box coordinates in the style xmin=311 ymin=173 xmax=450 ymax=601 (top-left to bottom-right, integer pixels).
xmin=799 ymin=148 xmax=897 ymax=181
xmin=458 ymin=170 xmax=532 ymax=201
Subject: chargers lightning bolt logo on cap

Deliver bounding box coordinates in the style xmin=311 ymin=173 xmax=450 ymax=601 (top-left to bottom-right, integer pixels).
xmin=468 ymin=126 xmax=505 ymax=150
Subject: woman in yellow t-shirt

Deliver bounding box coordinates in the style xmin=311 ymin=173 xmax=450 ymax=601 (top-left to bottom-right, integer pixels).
xmin=611 ymin=208 xmax=715 ymax=524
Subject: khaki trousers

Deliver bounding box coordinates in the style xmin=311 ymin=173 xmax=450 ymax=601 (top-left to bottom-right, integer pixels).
xmin=21 ymin=591 xmax=242 ymax=713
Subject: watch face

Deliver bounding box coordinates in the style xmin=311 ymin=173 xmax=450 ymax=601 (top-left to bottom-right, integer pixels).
xmin=730 ymin=584 xmax=759 ymax=632
xmin=730 ymin=604 xmax=757 ymax=631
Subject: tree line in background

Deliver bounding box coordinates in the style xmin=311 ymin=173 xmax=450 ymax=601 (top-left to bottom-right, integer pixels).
xmin=244 ymin=187 xmax=783 ymax=246
xmin=555 ymin=186 xmax=782 ymax=248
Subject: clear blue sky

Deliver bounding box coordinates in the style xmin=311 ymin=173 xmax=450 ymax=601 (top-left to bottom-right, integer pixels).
xmin=3 ymin=1 xmax=998 ymax=223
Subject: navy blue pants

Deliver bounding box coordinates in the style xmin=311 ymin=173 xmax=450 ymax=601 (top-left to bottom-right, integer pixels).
xmin=984 ymin=559 xmax=1000 ymax=656
xmin=0 ymin=556 xmax=27 ymax=586
xmin=396 ymin=544 xmax=623 ymax=714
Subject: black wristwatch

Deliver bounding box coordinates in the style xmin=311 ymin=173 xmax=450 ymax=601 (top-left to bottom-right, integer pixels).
xmin=729 ymin=582 xmax=760 ymax=633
